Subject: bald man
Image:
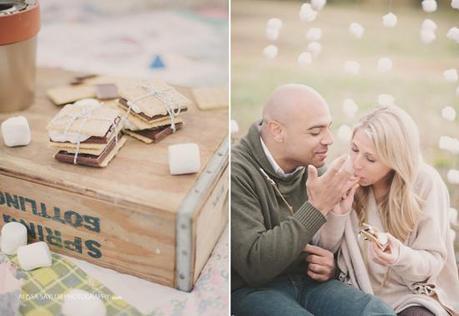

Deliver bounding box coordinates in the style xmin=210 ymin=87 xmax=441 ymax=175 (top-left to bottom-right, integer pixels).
xmin=231 ymin=84 xmax=395 ymax=316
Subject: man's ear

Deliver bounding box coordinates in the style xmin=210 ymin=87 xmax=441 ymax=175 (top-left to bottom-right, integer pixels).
xmin=268 ymin=120 xmax=284 ymax=143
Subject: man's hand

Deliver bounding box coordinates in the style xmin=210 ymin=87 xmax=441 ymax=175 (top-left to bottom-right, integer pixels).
xmin=304 ymin=244 xmax=336 ymax=282
xmin=306 ymin=155 xmax=356 ymax=215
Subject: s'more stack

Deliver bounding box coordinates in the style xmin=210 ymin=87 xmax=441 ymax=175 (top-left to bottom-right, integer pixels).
xmin=117 ymin=81 xmax=191 ymax=144
xmin=47 ymin=99 xmax=126 ymax=167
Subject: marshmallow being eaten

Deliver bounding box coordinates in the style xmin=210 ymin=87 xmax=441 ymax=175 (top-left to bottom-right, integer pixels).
xmin=168 ymin=143 xmax=201 ymax=175
xmin=17 ymin=241 xmax=52 ymax=271
xmin=1 ymin=116 xmax=31 ymax=147
xmin=1 ymin=222 xmax=28 ymax=255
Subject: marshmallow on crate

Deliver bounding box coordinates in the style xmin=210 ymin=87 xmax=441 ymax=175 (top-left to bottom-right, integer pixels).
xmin=168 ymin=143 xmax=201 ymax=175
xmin=1 ymin=116 xmax=31 ymax=147
xmin=447 ymin=27 xmax=459 ymax=44
xmin=17 ymin=241 xmax=52 ymax=271
xmin=349 ymin=22 xmax=364 ymax=39
xmin=1 ymin=222 xmax=28 ymax=255
xmin=422 ymin=0 xmax=437 ymax=12
xmin=307 ymin=42 xmax=322 ymax=58
xmin=263 ymin=44 xmax=278 ymax=59
xmin=311 ymin=0 xmax=326 ymax=11
xmin=117 ymin=80 xmax=191 ymax=144
xmin=377 ymin=57 xmax=393 ymax=73
xmin=299 ymin=3 xmax=317 ymax=23
xmin=47 ymin=99 xmax=127 ymax=168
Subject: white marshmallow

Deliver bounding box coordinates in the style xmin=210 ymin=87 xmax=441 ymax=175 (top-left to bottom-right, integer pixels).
xmin=17 ymin=242 xmax=52 ymax=271
xmin=344 ymin=61 xmax=360 ymax=75
xmin=422 ymin=0 xmax=437 ymax=12
xmin=168 ymin=143 xmax=200 ymax=175
xmin=266 ymin=27 xmax=280 ymax=41
xmin=382 ymin=13 xmax=397 ymax=28
xmin=452 ymin=0 xmax=459 ymax=9
xmin=306 ymin=27 xmax=322 ymax=41
xmin=438 ymin=136 xmax=459 ymax=154
xmin=420 ymin=29 xmax=436 ymax=44
xmin=376 ymin=232 xmax=389 ymax=246
xmin=263 ymin=45 xmax=278 ymax=59
xmin=299 ymin=4 xmax=317 ymax=23
xmin=457 ymin=85 xmax=459 ymax=97
xmin=342 ymin=98 xmax=358 ymax=118
xmin=349 ymin=22 xmax=364 ymax=39
xmin=230 ymin=120 xmax=239 ymax=134
xmin=421 ymin=19 xmax=437 ymax=31
xmin=298 ymin=52 xmax=313 ymax=66
xmin=447 ymin=169 xmax=459 ymax=184
xmin=443 ymin=69 xmax=458 ymax=82
xmin=62 ymin=289 xmax=106 ymax=316
xmin=446 ymin=27 xmax=459 ymax=43
xmin=311 ymin=0 xmax=326 ymax=11
xmin=267 ymin=18 xmax=283 ymax=31
xmin=307 ymin=42 xmax=322 ymax=57
xmin=377 ymin=57 xmax=393 ymax=73
xmin=441 ymin=106 xmax=456 ymax=121
xmin=1 ymin=116 xmax=31 ymax=147
xmin=378 ymin=94 xmax=395 ymax=106
xmin=1 ymin=222 xmax=28 ymax=255
xmin=337 ymin=124 xmax=352 ymax=142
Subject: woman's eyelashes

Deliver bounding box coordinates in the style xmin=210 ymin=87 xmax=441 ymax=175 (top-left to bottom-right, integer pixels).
xmin=351 ymin=146 xmax=376 ymax=163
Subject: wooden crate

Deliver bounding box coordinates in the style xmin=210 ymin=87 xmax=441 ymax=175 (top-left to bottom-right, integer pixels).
xmin=0 ymin=68 xmax=229 ymax=292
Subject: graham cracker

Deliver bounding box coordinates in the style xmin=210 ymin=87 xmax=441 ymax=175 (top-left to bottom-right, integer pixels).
xmin=47 ymin=85 xmax=96 ymax=105
xmin=192 ymin=87 xmax=228 ymax=110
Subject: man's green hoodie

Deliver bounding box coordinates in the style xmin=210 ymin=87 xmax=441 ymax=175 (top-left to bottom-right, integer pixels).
xmin=231 ymin=121 xmax=327 ymax=290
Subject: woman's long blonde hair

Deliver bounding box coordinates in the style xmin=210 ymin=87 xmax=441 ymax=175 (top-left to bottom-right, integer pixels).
xmin=352 ymin=105 xmax=424 ymax=241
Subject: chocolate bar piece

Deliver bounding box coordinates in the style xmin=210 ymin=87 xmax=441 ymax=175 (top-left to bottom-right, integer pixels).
xmin=95 ymin=84 xmax=119 ymax=100
xmin=54 ymin=133 xmax=125 ymax=168
xmin=126 ymin=122 xmax=183 ymax=144
xmin=70 ymin=74 xmax=97 ymax=85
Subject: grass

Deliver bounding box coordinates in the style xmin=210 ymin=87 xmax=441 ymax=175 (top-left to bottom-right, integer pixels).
xmin=231 ymin=0 xmax=459 ymax=252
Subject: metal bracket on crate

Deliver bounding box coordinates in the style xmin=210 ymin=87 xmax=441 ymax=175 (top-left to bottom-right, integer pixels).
xmin=175 ymin=136 xmax=229 ymax=292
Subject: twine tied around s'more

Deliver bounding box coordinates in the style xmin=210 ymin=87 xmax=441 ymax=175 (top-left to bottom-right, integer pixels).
xmin=123 ymin=83 xmax=183 ymax=132
xmin=49 ymin=102 xmax=120 ymax=164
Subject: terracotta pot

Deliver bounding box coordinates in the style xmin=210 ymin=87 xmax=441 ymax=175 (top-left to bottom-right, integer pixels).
xmin=0 ymin=0 xmax=40 ymax=113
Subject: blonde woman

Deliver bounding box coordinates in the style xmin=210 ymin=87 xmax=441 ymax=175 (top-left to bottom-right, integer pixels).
xmin=314 ymin=105 xmax=459 ymax=316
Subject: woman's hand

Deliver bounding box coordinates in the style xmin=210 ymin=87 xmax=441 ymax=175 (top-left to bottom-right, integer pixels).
xmin=332 ymin=180 xmax=359 ymax=215
xmin=369 ymin=233 xmax=401 ymax=266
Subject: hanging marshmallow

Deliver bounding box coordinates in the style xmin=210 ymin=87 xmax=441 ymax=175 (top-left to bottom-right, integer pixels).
xmin=421 ymin=19 xmax=437 ymax=32
xmin=62 ymin=289 xmax=106 ymax=316
xmin=420 ymin=29 xmax=436 ymax=44
xmin=299 ymin=3 xmax=317 ymax=23
xmin=267 ymin=18 xmax=283 ymax=31
xmin=307 ymin=42 xmax=322 ymax=57
xmin=263 ymin=45 xmax=278 ymax=59
xmin=230 ymin=120 xmax=239 ymax=135
xmin=311 ymin=0 xmax=327 ymax=11
xmin=344 ymin=61 xmax=360 ymax=75
xmin=382 ymin=13 xmax=397 ymax=28
xmin=447 ymin=169 xmax=459 ymax=184
xmin=446 ymin=27 xmax=459 ymax=43
xmin=266 ymin=28 xmax=280 ymax=41
xmin=438 ymin=136 xmax=459 ymax=154
xmin=441 ymin=106 xmax=456 ymax=121
xmin=1 ymin=116 xmax=31 ymax=147
xmin=168 ymin=143 xmax=201 ymax=175
xmin=452 ymin=0 xmax=459 ymax=9
xmin=378 ymin=94 xmax=395 ymax=106
xmin=342 ymin=98 xmax=358 ymax=118
xmin=377 ymin=57 xmax=393 ymax=73
xmin=17 ymin=242 xmax=52 ymax=271
xmin=349 ymin=22 xmax=364 ymax=39
xmin=443 ymin=69 xmax=458 ymax=82
xmin=422 ymin=0 xmax=437 ymax=13
xmin=337 ymin=124 xmax=352 ymax=142
xmin=1 ymin=222 xmax=28 ymax=255
xmin=306 ymin=27 xmax=322 ymax=41
xmin=298 ymin=52 xmax=313 ymax=66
